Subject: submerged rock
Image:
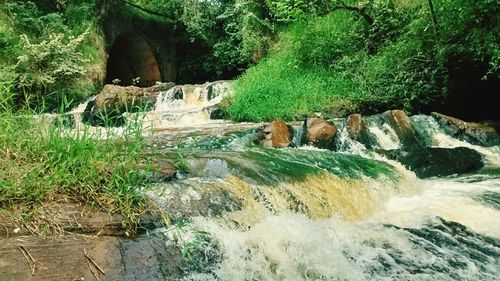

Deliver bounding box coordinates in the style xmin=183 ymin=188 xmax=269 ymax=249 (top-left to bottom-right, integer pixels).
xmin=432 ymin=112 xmax=500 ymax=147
xmin=382 ymin=110 xmax=421 ymax=147
xmin=378 ymin=147 xmax=484 ymax=178
xmin=302 ymin=117 xmax=337 ymax=149
xmin=210 ymin=97 xmax=232 ymax=120
xmin=152 ymin=184 xmax=243 ymax=220
xmin=257 ymin=120 xmax=293 ymax=148
xmin=346 ymin=114 xmax=372 ymax=148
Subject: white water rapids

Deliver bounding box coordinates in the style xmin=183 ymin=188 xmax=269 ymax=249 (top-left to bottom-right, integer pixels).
xmin=54 ymin=87 xmax=500 ymax=280
xmin=164 ymin=162 xmax=499 ymax=280
xmin=148 ymin=115 xmax=499 ymax=280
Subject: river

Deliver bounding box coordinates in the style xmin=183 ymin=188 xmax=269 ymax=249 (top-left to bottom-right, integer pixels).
xmin=69 ymin=83 xmax=500 ymax=280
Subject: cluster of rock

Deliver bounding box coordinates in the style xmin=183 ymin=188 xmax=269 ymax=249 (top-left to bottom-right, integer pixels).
xmin=255 ymin=110 xmax=420 ymax=149
xmin=76 ymin=81 xmax=233 ymax=126
xmin=255 ymin=117 xmax=339 ymax=150
xmin=255 ymin=110 xmax=499 ymax=178
xmin=83 ymin=82 xmax=176 ymax=126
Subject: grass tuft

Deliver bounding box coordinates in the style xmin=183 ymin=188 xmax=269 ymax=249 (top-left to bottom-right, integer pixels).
xmin=0 ymin=82 xmax=159 ymax=236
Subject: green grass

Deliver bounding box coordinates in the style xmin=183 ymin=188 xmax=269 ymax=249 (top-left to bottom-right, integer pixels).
xmin=229 ymin=54 xmax=361 ymax=122
xmin=228 ymin=11 xmax=366 ymax=122
xmin=0 ymin=82 xmax=157 ymax=235
xmin=227 ymin=4 xmax=446 ymax=122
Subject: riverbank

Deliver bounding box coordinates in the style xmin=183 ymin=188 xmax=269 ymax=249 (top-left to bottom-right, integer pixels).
xmin=1 ymin=106 xmax=500 ymax=280
xmin=0 ymin=201 xmax=176 ymax=280
xmin=0 ymin=111 xmax=161 ymax=236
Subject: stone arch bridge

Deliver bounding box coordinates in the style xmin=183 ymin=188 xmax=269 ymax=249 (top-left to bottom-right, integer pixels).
xmin=102 ymin=5 xmax=178 ymax=87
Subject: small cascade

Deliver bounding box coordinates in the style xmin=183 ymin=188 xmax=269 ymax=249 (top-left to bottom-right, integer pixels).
xmin=149 ymin=148 xmax=419 ymax=227
xmin=69 ymin=96 xmax=95 ymax=129
xmin=36 ymin=96 xmax=95 ymax=132
xmin=290 ymin=122 xmax=304 ymax=147
xmin=49 ymin=81 xmax=236 ymax=138
xmin=335 ymin=124 xmax=368 ymax=154
xmin=143 ymin=81 xmax=233 ymax=129
xmin=366 ymin=120 xmax=401 ymax=150
xmin=142 ymin=112 xmax=500 ymax=280
xmin=412 ymin=114 xmax=500 ymax=166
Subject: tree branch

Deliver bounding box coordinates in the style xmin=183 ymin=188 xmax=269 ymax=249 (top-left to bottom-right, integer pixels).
xmin=123 ymin=1 xmax=174 ymax=20
xmin=334 ymin=2 xmax=374 ymax=25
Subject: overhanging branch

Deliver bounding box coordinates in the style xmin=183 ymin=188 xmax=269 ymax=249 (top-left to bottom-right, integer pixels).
xmin=123 ymin=1 xmax=174 ymax=19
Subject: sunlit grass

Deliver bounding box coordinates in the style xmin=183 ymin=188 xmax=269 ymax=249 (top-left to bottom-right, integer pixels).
xmin=0 ymin=82 xmax=159 ymax=235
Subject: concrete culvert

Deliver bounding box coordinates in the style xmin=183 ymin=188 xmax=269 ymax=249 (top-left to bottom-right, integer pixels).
xmin=105 ymin=32 xmax=161 ymax=87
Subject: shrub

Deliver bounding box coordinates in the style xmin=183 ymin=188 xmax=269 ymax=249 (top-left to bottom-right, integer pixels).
xmin=15 ymin=31 xmax=90 ymax=103
xmin=0 ymin=0 xmax=105 ymax=112
xmin=295 ymin=10 xmax=367 ymax=69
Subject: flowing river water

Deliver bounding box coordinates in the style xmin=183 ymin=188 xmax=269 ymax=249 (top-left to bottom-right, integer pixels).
xmin=68 ymin=83 xmax=500 ymax=280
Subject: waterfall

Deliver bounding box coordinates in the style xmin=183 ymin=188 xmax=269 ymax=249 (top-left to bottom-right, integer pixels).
xmin=140 ymin=81 xmax=234 ymax=130
xmin=51 ymin=81 xmax=238 ymax=139
xmin=149 ymin=148 xmax=419 ymax=225
xmin=142 ymin=113 xmax=500 ymax=281
xmin=335 ymin=124 xmax=368 ymax=154
xmin=366 ymin=121 xmax=401 ymax=150
xmin=47 ymin=90 xmax=500 ymax=280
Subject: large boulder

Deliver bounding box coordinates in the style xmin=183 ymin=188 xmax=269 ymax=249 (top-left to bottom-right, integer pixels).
xmin=382 ymin=110 xmax=421 ymax=147
xmin=257 ymin=120 xmax=293 ymax=148
xmin=301 ymin=117 xmax=337 ymax=149
xmin=84 ymin=83 xmax=175 ymax=126
xmin=378 ymin=147 xmax=484 ymax=178
xmin=432 ymin=112 xmax=500 ymax=147
xmin=346 ymin=114 xmax=372 ymax=148
xmin=94 ymin=83 xmax=175 ymax=113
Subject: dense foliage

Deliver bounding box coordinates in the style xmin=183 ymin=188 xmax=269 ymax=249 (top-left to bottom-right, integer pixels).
xmin=227 ymin=0 xmax=499 ymax=121
xmin=0 ymin=0 xmax=105 ymax=112
xmin=0 ymin=0 xmax=498 ymax=117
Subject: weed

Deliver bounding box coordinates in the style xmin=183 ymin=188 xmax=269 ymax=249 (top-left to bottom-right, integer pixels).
xmin=0 ymin=82 xmax=158 ymax=235
xmin=173 ymin=144 xmax=190 ymax=173
xmin=182 ymin=230 xmax=212 ymax=262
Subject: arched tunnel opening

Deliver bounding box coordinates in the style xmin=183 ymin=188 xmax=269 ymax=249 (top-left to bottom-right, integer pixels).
xmin=105 ymin=32 xmax=161 ymax=87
